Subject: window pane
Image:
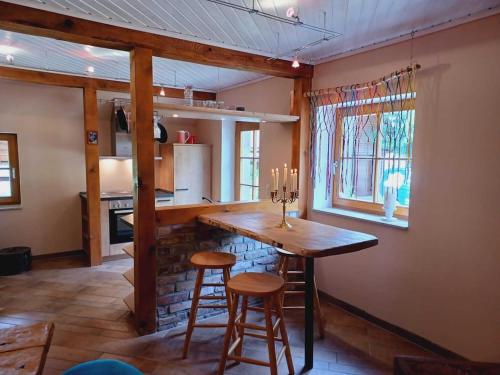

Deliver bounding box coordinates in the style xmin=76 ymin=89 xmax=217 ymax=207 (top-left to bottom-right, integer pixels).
xmin=342 ymin=114 xmax=377 ymax=158
xmin=240 ymin=130 xmax=255 ymax=158
xmin=339 ymin=157 xmax=374 ymax=202
xmin=254 ymin=130 xmax=260 ymax=158
xmin=375 ymin=159 xmax=411 ymax=207
xmin=0 ymin=140 xmax=11 ymax=198
xmin=379 ymin=110 xmax=415 ymax=159
xmin=240 ymin=158 xmax=254 ymax=186
xmin=240 ymin=185 xmax=253 ymax=201
xmin=253 ymin=159 xmax=259 ymax=186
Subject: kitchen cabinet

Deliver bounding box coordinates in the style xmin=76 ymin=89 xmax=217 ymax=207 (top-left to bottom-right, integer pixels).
xmin=157 ymin=144 xmax=211 ymax=205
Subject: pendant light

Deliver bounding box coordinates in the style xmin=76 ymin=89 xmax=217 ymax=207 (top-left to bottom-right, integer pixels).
xmin=292 ymin=57 xmax=300 ymax=68
xmin=159 ymin=86 xmax=166 ymax=96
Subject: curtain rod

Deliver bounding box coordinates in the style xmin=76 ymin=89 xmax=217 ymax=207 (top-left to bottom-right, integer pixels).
xmin=305 ymin=64 xmax=421 ymax=97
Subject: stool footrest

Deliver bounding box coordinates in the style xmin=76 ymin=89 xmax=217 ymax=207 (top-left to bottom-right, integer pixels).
xmin=284 ymin=290 xmax=304 ymax=295
xmin=235 ymin=321 xmax=266 ymax=331
xmin=286 ymin=281 xmax=305 ymax=285
xmin=283 ymin=305 xmax=304 ymax=310
xmin=198 ymin=304 xmax=228 ymax=309
xmin=193 ymin=323 xmax=227 ymax=328
xmin=228 ymin=354 xmax=271 ymax=367
xmin=202 ymin=283 xmax=225 ymax=287
xmin=199 ymin=295 xmax=226 ymax=300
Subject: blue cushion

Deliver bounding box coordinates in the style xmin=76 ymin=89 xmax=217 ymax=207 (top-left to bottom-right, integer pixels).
xmin=62 ymin=359 xmax=143 ymax=375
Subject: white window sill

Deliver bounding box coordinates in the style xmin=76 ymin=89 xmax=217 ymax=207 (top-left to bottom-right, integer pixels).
xmin=313 ymin=207 xmax=409 ymax=229
xmin=0 ymin=205 xmax=22 ymax=211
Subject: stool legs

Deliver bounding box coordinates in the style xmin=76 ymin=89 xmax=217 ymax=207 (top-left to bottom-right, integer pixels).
xmin=275 ymin=294 xmax=294 ymax=374
xmin=264 ymin=298 xmax=278 ymax=375
xmin=183 ymin=266 xmax=233 ymax=359
xmin=182 ymin=268 xmax=204 ymax=359
xmin=218 ymin=294 xmax=294 ymax=375
xmin=235 ymin=296 xmax=248 ymax=357
xmin=218 ymin=293 xmax=239 ymax=375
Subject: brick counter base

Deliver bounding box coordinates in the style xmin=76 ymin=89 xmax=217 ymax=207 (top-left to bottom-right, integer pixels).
xmin=156 ymin=222 xmax=281 ymax=331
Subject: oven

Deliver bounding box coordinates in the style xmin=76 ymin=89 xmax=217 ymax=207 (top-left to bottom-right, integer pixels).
xmin=108 ymin=199 xmax=134 ymax=245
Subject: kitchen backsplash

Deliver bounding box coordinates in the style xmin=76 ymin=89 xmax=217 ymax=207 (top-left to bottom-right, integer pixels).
xmin=99 ymin=158 xmax=133 ymax=192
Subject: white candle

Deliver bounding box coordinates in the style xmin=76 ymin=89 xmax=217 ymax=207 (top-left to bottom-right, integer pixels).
xmin=275 ymin=168 xmax=279 ymax=191
xmin=271 ymin=169 xmax=275 ymax=191
xmin=295 ymin=169 xmax=298 ymax=191
xmin=283 ymin=163 xmax=287 ymax=188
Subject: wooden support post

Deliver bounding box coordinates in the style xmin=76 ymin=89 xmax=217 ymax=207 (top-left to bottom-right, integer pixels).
xmin=130 ymin=47 xmax=157 ymax=333
xmin=291 ymin=77 xmax=312 ymax=218
xmin=83 ymin=86 xmax=101 ymax=266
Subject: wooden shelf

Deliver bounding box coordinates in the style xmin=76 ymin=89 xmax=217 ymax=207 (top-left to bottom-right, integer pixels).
xmin=123 ymin=268 xmax=134 ymax=286
xmin=123 ymin=244 xmax=134 ymax=258
xmin=127 ymin=102 xmax=299 ymax=123
xmin=123 ymin=292 xmax=134 ymax=313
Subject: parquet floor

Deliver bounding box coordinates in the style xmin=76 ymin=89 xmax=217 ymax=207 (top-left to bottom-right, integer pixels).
xmin=0 ymin=255 xmax=434 ymax=374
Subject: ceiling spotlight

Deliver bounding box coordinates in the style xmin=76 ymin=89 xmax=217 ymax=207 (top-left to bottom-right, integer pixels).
xmin=292 ymin=58 xmax=300 ymax=68
xmin=172 ymin=114 xmax=179 ymax=118
xmin=286 ymin=7 xmax=297 ymax=18
xmin=159 ymin=86 xmax=166 ymax=96
xmin=86 ymin=66 xmax=95 ymax=74
xmin=6 ymin=54 xmax=14 ymax=64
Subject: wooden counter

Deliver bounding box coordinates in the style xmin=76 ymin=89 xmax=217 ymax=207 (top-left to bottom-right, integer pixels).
xmin=198 ymin=211 xmax=378 ymax=258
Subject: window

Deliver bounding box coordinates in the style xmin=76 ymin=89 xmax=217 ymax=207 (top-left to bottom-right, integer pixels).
xmin=333 ymin=99 xmax=415 ymax=217
xmin=236 ymin=123 xmax=260 ymax=201
xmin=0 ymin=133 xmax=21 ymax=205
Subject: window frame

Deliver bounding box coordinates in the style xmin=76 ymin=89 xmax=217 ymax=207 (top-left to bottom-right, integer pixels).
xmin=333 ymin=99 xmax=415 ymax=218
xmin=0 ymin=133 xmax=21 ymax=206
xmin=235 ymin=122 xmax=260 ymax=201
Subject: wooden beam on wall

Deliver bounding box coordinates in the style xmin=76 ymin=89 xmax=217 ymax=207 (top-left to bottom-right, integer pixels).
xmin=130 ymin=47 xmax=157 ymax=334
xmin=83 ymin=87 xmax=101 ymax=266
xmin=0 ymin=66 xmax=215 ymax=100
xmin=0 ymin=1 xmax=313 ymax=78
xmin=291 ymin=77 xmax=312 ymax=218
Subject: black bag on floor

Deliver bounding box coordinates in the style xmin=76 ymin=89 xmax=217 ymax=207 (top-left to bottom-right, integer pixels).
xmin=0 ymin=247 xmax=32 ymax=276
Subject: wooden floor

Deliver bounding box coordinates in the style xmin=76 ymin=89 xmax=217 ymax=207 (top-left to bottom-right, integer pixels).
xmin=0 ymin=255 xmax=434 ymax=374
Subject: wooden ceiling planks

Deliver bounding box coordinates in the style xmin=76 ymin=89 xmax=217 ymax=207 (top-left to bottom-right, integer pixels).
xmin=0 ymin=1 xmax=313 ymax=79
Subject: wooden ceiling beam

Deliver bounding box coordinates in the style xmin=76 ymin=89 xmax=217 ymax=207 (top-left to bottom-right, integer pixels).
xmin=0 ymin=1 xmax=313 ymax=79
xmin=0 ymin=66 xmax=216 ymax=100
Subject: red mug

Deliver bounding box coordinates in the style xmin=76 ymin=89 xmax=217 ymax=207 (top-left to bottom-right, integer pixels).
xmin=187 ymin=135 xmax=196 ymax=144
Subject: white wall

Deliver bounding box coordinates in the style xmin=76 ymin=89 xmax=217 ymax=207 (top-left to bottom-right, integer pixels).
xmin=0 ymin=80 xmax=85 ymax=255
xmin=309 ymin=16 xmax=500 ymax=361
xmin=218 ymin=77 xmax=295 ymax=198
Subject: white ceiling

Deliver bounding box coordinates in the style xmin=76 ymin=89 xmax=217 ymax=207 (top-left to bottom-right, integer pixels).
xmin=0 ymin=0 xmax=499 ymax=91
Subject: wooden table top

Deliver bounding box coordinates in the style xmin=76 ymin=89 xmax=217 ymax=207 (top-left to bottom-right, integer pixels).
xmin=198 ymin=211 xmax=378 ymax=258
xmin=0 ymin=322 xmax=54 ymax=375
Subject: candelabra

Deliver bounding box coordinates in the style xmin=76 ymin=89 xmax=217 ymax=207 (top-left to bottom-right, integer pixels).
xmin=271 ymin=186 xmax=298 ymax=229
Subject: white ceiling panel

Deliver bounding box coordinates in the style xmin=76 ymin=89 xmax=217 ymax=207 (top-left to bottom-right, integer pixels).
xmin=0 ymin=30 xmax=265 ymax=91
xmin=0 ymin=0 xmax=499 ymax=90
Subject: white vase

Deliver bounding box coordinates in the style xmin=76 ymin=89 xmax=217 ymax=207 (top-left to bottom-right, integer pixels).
xmin=383 ymin=187 xmax=397 ymax=220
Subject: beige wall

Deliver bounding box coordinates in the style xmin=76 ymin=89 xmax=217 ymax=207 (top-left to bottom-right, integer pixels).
xmin=309 ymin=16 xmax=500 ymax=361
xmin=0 ymin=80 xmax=85 ymax=255
xmin=218 ymin=77 xmax=295 ymax=197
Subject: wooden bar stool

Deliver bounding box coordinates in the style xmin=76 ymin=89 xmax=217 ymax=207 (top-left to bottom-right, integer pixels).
xmin=182 ymin=251 xmax=236 ymax=359
xmin=276 ymin=248 xmax=325 ymax=338
xmin=218 ymin=272 xmax=294 ymax=375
